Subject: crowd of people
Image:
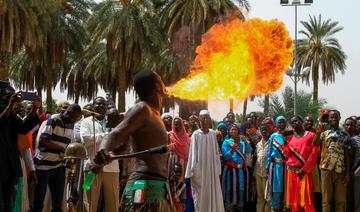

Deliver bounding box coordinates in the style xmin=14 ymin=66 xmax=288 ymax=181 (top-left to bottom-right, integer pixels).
xmin=1 ymin=72 xmax=360 ymax=212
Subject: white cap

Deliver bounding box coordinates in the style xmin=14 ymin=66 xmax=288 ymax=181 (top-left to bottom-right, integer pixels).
xmin=199 ymin=110 xmax=210 ymax=116
xmin=161 ymin=112 xmax=172 ymax=119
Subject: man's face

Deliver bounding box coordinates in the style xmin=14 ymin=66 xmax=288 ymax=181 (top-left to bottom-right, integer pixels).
xmin=329 ymin=111 xmax=340 ymax=128
xmin=227 ymin=113 xmax=235 ymax=124
xmin=93 ymin=98 xmax=107 ymax=115
xmin=277 ymin=119 xmax=287 ymax=130
xmin=189 ymin=115 xmax=199 ymax=127
xmin=67 ymin=112 xmax=83 ymax=124
xmin=154 ymin=74 xmax=167 ymax=106
xmin=224 ymin=117 xmax=232 ymax=127
xmin=14 ymin=104 xmax=25 ymax=118
xmin=25 ymin=104 xmax=33 ymax=115
xmin=249 ymin=113 xmax=258 ymax=124
xmin=290 ymin=117 xmax=302 ymax=130
xmin=357 ymin=120 xmax=360 ymax=135
xmin=162 ymin=115 xmax=172 ymax=126
xmin=344 ymin=119 xmax=356 ymax=135
xmin=173 ymin=118 xmax=182 ymax=132
xmin=199 ymin=114 xmax=211 ymax=128
xmin=303 ymin=116 xmax=314 ymax=130
xmin=260 ymin=125 xmax=270 ymax=138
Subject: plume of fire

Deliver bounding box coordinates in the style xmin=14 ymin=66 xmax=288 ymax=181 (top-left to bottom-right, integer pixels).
xmin=168 ymin=18 xmax=293 ymax=101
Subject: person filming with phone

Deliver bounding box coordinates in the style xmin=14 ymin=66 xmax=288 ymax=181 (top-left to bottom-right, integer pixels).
xmin=0 ymin=81 xmax=41 ymax=212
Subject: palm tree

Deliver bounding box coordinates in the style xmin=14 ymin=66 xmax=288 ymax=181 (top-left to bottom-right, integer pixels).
xmin=87 ymin=0 xmax=165 ymax=112
xmin=297 ymin=15 xmax=346 ymax=103
xmin=259 ymin=86 xmax=327 ymax=120
xmin=10 ymin=0 xmax=92 ymax=111
xmin=0 ymin=0 xmax=50 ymax=80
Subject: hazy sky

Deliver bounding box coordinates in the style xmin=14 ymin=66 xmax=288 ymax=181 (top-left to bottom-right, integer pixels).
xmin=51 ymin=0 xmax=359 ymax=120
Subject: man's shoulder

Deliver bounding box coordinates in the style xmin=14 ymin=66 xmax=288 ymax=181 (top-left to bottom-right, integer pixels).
xmin=126 ymin=101 xmax=152 ymax=117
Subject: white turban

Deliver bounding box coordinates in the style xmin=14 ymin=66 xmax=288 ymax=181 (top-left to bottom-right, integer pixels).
xmin=199 ymin=110 xmax=210 ymax=116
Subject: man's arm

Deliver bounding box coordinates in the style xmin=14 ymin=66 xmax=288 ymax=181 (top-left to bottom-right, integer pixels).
xmin=99 ymin=103 xmax=150 ymax=151
xmin=38 ymin=119 xmax=65 ymax=152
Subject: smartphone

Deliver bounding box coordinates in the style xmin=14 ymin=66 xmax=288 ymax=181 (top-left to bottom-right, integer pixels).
xmin=22 ymin=91 xmax=37 ymax=101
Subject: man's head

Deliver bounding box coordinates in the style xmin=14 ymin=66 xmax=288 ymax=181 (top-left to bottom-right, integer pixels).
xmin=56 ymin=100 xmax=70 ymax=113
xmin=223 ymin=117 xmax=232 ymax=128
xmin=0 ymin=81 xmax=15 ymax=106
xmin=161 ymin=113 xmax=173 ymax=132
xmin=133 ymin=71 xmax=166 ymax=108
xmin=63 ymin=104 xmax=82 ymax=124
xmin=343 ymin=117 xmax=356 ymax=136
xmin=93 ymin=97 xmax=107 ymax=116
xmin=290 ymin=115 xmax=304 ymax=132
xmin=248 ymin=112 xmax=258 ymax=125
xmin=199 ymin=110 xmax=212 ymax=129
xmin=189 ymin=115 xmax=200 ymax=129
xmin=14 ymin=103 xmax=25 ymax=118
xmin=262 ymin=117 xmax=275 ymax=133
xmin=173 ymin=117 xmax=183 ymax=132
xmin=260 ymin=123 xmax=271 ymax=139
xmin=25 ymin=102 xmax=33 ymax=116
xmin=226 ymin=111 xmax=235 ymax=125
xmin=329 ymin=110 xmax=341 ymax=128
xmin=303 ymin=116 xmax=314 ymax=131
xmin=275 ymin=115 xmax=287 ymax=131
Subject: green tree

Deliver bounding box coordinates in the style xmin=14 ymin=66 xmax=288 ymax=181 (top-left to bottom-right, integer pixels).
xmin=0 ymin=0 xmax=50 ymax=80
xmin=259 ymin=86 xmax=327 ymax=120
xmin=87 ymin=0 xmax=165 ymax=112
xmin=297 ymin=15 xmax=346 ymax=103
xmin=10 ymin=0 xmax=92 ymax=111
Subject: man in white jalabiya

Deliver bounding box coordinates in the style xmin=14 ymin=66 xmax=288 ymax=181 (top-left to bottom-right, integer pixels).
xmin=185 ymin=110 xmax=224 ymax=212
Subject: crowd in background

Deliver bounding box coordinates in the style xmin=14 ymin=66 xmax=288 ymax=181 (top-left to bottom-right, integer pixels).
xmin=1 ymin=82 xmax=360 ymax=212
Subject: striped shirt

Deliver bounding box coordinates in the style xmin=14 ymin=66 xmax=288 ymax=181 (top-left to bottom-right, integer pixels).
xmin=34 ymin=114 xmax=74 ymax=170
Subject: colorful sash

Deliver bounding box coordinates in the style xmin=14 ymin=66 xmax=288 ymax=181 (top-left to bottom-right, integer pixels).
xmin=289 ymin=146 xmax=305 ymax=166
xmin=272 ymin=138 xmax=285 ymax=159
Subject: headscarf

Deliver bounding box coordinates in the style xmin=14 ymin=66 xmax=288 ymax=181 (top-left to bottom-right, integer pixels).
xmin=275 ymin=115 xmax=286 ymax=124
xmin=169 ymin=117 xmax=191 ymax=160
xmin=216 ymin=122 xmax=227 ymax=129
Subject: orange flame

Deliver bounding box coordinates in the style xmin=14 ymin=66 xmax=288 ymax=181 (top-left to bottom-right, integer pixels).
xmin=168 ymin=18 xmax=293 ymax=101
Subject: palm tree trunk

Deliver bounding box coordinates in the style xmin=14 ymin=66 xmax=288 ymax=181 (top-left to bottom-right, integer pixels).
xmin=243 ymin=98 xmax=248 ymax=117
xmin=117 ymin=69 xmax=126 ymax=112
xmin=264 ymin=95 xmax=270 ymax=116
xmin=36 ymin=86 xmax=43 ymax=113
xmin=75 ymin=92 xmax=80 ymax=104
xmin=45 ymin=72 xmax=53 ymax=112
xmin=111 ymin=86 xmax=117 ymax=105
xmin=313 ymin=66 xmax=319 ymax=103
xmin=0 ymin=51 xmax=10 ymax=81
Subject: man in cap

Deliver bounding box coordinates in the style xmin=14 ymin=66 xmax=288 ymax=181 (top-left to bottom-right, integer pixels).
xmin=161 ymin=112 xmax=173 ymax=132
xmin=185 ymin=110 xmax=224 ymax=212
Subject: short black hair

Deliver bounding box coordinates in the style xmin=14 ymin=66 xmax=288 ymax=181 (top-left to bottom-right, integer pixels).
xmin=67 ymin=104 xmax=82 ymax=114
xmin=330 ymin=109 xmax=341 ymax=117
xmin=133 ymin=71 xmax=159 ymax=100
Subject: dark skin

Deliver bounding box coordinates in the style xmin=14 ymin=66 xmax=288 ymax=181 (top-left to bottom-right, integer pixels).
xmin=162 ymin=115 xmax=173 ymax=132
xmin=290 ymin=116 xmax=306 ymax=179
xmin=199 ymin=114 xmax=211 ymax=134
xmin=303 ymin=116 xmax=314 ymax=131
xmin=249 ymin=112 xmax=258 ymax=126
xmin=38 ymin=110 xmax=82 ymax=152
xmin=314 ymin=111 xmax=350 ymax=184
xmin=344 ymin=119 xmax=356 ymax=136
xmin=229 ymin=127 xmax=240 ymax=151
xmin=96 ymin=73 xmax=169 ymax=179
xmin=188 ymin=115 xmax=200 ymax=134
xmin=260 ymin=125 xmax=270 ymax=141
xmin=277 ymin=119 xmax=287 ymax=131
xmin=227 ymin=112 xmax=235 ymax=125
xmin=217 ymin=126 xmax=227 ymax=138
xmin=223 ymin=117 xmax=232 ymax=128
xmin=93 ymin=97 xmax=107 ymax=120
xmin=173 ymin=118 xmax=182 ymax=132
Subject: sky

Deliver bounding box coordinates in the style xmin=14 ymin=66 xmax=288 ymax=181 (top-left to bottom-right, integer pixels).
xmin=50 ymin=0 xmax=360 ymax=121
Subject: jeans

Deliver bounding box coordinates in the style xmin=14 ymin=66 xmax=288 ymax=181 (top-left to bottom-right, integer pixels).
xmin=0 ymin=177 xmax=18 ymax=212
xmin=33 ymin=166 xmax=65 ymax=212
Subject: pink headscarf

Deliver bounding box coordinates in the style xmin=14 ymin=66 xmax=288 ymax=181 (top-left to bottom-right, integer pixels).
xmin=169 ymin=117 xmax=191 ymax=160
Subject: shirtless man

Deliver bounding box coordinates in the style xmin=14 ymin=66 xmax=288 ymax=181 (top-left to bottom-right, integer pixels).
xmin=94 ymin=71 xmax=175 ymax=211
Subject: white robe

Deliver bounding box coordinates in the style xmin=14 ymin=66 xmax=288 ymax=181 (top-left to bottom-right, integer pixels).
xmin=185 ymin=129 xmax=224 ymax=212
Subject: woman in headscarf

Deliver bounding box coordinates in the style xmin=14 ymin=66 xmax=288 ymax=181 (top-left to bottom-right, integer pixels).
xmin=168 ymin=117 xmax=191 ymax=211
xmin=221 ymin=124 xmax=253 ymax=212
